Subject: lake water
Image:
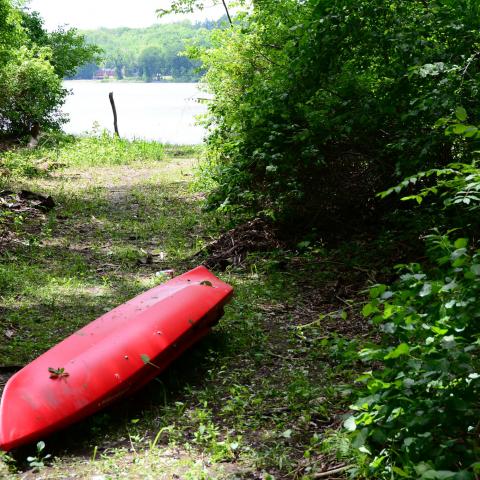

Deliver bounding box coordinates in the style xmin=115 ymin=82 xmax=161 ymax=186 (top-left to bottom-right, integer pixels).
xmin=62 ymin=81 xmax=208 ymax=145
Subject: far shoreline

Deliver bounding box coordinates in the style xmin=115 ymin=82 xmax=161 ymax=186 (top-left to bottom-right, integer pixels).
xmin=65 ymin=78 xmax=202 ymax=84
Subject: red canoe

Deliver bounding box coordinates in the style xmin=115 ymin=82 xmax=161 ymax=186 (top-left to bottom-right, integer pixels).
xmin=0 ymin=266 xmax=233 ymax=451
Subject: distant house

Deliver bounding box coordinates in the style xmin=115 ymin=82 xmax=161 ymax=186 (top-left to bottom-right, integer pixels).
xmin=93 ymin=68 xmax=116 ymax=80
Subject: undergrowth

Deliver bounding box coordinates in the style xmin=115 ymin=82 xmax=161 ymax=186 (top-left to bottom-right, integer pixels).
xmin=343 ymin=114 xmax=480 ymax=479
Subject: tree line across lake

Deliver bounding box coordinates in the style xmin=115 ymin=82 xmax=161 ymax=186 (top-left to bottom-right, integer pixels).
xmin=74 ymin=20 xmax=225 ymax=82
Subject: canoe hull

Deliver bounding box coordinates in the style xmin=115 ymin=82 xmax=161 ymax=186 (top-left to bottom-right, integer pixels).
xmin=0 ymin=266 xmax=233 ymax=451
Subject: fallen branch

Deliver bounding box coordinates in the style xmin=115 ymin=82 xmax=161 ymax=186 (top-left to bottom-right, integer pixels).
xmin=313 ymin=465 xmax=353 ymax=478
xmin=191 ymin=218 xmax=283 ymax=270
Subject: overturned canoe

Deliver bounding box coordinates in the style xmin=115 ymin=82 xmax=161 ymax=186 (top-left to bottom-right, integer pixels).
xmin=0 ymin=266 xmax=233 ymax=451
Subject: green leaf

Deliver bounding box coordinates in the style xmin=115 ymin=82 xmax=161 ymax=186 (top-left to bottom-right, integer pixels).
xmin=384 ymin=343 xmax=409 ymax=359
xmin=352 ymin=427 xmax=369 ymax=448
xmin=452 ymin=124 xmax=470 ymax=135
xmin=383 ymin=304 xmax=395 ymax=319
xmin=370 ymin=284 xmax=387 ymax=299
xmin=451 ymin=247 xmax=467 ymax=260
xmin=362 ymin=303 xmax=375 ymax=317
xmin=470 ymin=264 xmax=480 ymax=275
xmin=344 ymin=416 xmax=357 ymax=432
xmin=421 ymin=470 xmax=456 ymax=480
xmin=369 ymin=455 xmax=386 ymax=468
xmin=140 ymin=354 xmax=151 ymax=364
xmin=454 ymin=238 xmax=468 ymax=249
xmin=419 ymin=283 xmax=432 ymax=297
xmin=358 ymin=445 xmax=371 ymax=454
xmin=401 ymin=194 xmax=423 ymax=204
xmin=462 ymin=126 xmax=478 ymax=137
xmin=455 ymin=106 xmax=467 ymax=121
xmin=392 ymin=466 xmax=410 ymax=477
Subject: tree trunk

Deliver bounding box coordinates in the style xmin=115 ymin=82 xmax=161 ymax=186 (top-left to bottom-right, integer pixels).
xmin=27 ymin=122 xmax=40 ymax=149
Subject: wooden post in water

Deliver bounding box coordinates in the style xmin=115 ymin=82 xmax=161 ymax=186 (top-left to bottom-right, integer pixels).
xmin=109 ymin=92 xmax=120 ymax=137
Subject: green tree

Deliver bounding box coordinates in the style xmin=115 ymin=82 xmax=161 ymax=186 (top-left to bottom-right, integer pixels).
xmin=0 ymin=0 xmax=23 ymax=66
xmin=105 ymin=50 xmax=134 ymax=79
xmin=138 ymin=46 xmax=163 ymax=82
xmin=20 ymin=9 xmax=101 ymax=78
xmin=74 ymin=62 xmax=98 ymax=80
xmin=47 ymin=27 xmax=100 ymax=78
xmin=0 ymin=2 xmax=100 ymax=136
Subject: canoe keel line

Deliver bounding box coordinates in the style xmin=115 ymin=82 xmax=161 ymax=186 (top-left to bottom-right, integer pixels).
xmin=0 ymin=266 xmax=233 ymax=451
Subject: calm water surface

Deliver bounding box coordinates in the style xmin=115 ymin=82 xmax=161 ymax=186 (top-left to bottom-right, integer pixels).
xmin=62 ymin=81 xmax=208 ymax=144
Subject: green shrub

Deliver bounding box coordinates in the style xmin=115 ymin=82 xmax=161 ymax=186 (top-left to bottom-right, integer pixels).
xmin=345 ymin=117 xmax=480 ymax=478
xmin=193 ymin=0 xmax=480 ymax=225
xmin=347 ymin=235 xmax=480 ymax=478
xmin=0 ymin=2 xmax=98 ymax=137
xmin=0 ymin=47 xmax=66 ymax=135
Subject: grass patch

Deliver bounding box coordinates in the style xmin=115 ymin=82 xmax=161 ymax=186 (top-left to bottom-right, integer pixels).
xmin=0 ymin=135 xmax=373 ymax=478
xmin=0 ymin=132 xmax=203 ymax=178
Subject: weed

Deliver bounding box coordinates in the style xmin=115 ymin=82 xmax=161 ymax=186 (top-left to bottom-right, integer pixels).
xmin=26 ymin=441 xmax=51 ymax=471
xmin=0 ymin=451 xmax=16 ymax=476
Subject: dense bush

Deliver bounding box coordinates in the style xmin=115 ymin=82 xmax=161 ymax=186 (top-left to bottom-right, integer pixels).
xmin=348 ymin=239 xmax=480 ymax=478
xmin=178 ymin=0 xmax=480 ymax=474
xmin=193 ymin=0 xmax=480 ymax=227
xmin=0 ymin=47 xmax=65 ymax=135
xmin=344 ymin=119 xmax=480 ymax=478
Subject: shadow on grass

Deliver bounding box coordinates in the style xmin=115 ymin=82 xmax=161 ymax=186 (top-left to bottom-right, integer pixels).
xmin=7 ymin=327 xmax=232 ymax=470
xmin=0 ymin=246 xmax=215 ymax=364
